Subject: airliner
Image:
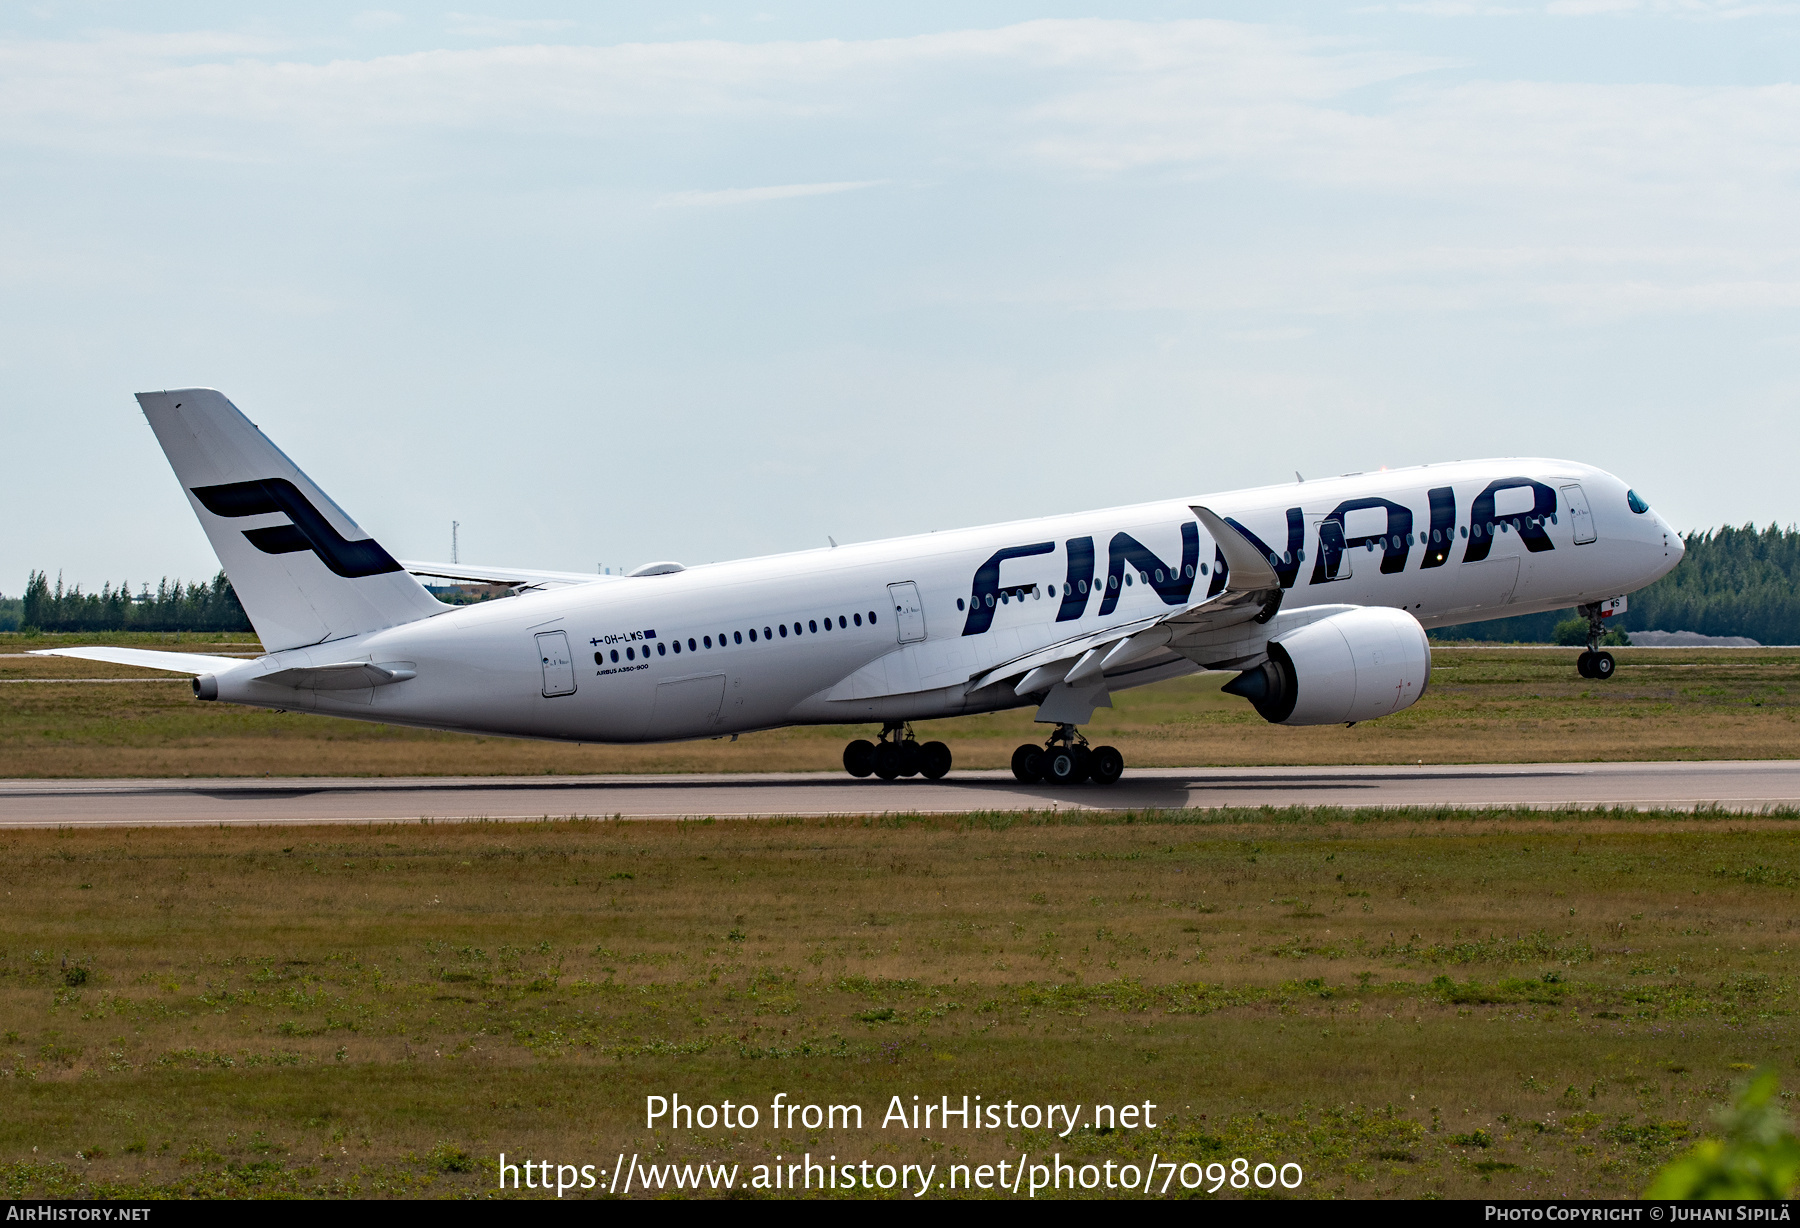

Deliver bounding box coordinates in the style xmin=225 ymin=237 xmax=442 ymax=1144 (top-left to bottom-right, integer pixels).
xmin=41 ymin=390 xmax=1682 ymax=785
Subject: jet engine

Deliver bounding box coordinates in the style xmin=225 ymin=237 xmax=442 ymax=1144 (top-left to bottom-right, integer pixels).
xmin=1221 ymin=605 xmax=1430 ymax=725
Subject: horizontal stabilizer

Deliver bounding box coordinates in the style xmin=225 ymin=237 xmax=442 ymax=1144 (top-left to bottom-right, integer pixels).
xmin=31 ymin=646 xmax=246 ymax=674
xmin=259 ymin=661 xmax=416 ymax=689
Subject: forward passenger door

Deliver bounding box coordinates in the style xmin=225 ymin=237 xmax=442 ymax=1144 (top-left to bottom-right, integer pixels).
xmin=1313 ymin=520 xmax=1352 ymax=581
xmin=1562 ymin=484 xmax=1597 ymax=544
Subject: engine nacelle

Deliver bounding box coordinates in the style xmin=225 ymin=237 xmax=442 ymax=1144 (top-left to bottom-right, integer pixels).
xmin=1222 ymin=606 xmax=1430 ymax=726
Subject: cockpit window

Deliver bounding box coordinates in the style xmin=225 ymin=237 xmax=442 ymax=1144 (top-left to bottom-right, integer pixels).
xmin=1626 ymin=489 xmax=1650 ymax=514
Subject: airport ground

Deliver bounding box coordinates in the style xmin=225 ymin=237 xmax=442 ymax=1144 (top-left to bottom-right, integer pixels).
xmin=0 ymin=810 xmax=1794 ymax=1199
xmin=0 ymin=636 xmax=1795 ymax=1200
xmin=3 ymin=635 xmax=1800 ymax=777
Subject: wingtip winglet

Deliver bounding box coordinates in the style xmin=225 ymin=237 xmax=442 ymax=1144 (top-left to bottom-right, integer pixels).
xmin=1191 ymin=505 xmax=1281 ymax=592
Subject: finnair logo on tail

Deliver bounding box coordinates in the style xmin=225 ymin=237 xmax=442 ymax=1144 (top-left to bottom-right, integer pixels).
xmin=190 ymin=479 xmax=403 ymax=579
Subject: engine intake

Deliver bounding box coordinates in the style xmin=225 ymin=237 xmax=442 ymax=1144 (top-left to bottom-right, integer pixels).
xmin=1222 ymin=606 xmax=1430 ymax=725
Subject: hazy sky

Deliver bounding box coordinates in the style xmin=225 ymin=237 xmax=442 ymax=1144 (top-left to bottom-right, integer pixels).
xmin=4 ymin=2 xmax=1797 ymax=592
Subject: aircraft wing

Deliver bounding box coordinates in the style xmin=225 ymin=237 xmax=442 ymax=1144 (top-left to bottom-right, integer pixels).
xmin=968 ymin=506 xmax=1285 ymax=694
xmin=399 ymin=560 xmax=612 ymax=590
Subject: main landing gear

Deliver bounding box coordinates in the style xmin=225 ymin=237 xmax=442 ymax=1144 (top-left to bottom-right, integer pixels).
xmin=842 ymin=723 xmax=952 ymax=781
xmin=1010 ymin=724 xmax=1124 ymax=787
xmin=1574 ymin=602 xmax=1617 ymax=681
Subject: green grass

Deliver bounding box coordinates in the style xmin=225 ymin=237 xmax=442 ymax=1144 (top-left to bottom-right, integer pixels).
xmin=1 ymin=808 xmax=1795 ymax=1198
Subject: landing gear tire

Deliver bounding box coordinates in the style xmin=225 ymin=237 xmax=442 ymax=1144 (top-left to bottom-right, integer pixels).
xmin=872 ymin=741 xmax=903 ymax=780
xmin=1089 ymin=745 xmax=1124 ymax=786
xmin=1043 ymin=745 xmax=1089 ymax=786
xmin=898 ymin=740 xmax=922 ymax=778
xmin=1011 ymin=743 xmax=1044 ymax=784
xmin=843 ymin=739 xmax=876 ymax=778
xmin=919 ymin=741 xmax=952 ymax=780
xmin=1575 ymin=603 xmax=1618 ymax=681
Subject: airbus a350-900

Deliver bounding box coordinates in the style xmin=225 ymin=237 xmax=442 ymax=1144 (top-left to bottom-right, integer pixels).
xmin=42 ymin=390 xmax=1682 ymax=785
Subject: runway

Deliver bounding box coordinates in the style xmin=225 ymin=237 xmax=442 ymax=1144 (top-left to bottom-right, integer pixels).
xmin=1 ymin=759 xmax=1799 ymax=827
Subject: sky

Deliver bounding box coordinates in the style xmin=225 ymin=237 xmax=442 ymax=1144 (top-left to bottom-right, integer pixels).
xmin=3 ymin=1 xmax=1798 ymax=592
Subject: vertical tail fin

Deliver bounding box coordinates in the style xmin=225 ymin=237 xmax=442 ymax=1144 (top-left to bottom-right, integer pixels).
xmin=139 ymin=389 xmax=443 ymax=651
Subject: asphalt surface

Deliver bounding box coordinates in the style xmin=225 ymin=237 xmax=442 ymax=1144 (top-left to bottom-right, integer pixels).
xmin=1 ymin=760 xmax=1798 ymax=827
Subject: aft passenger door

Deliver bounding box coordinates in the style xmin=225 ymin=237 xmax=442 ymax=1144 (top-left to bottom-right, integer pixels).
xmin=535 ymin=630 xmax=577 ymax=697
xmin=888 ymin=581 xmax=927 ymax=644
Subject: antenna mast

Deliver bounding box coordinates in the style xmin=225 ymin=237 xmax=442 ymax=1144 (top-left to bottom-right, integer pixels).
xmin=452 ymin=521 xmax=459 ymax=565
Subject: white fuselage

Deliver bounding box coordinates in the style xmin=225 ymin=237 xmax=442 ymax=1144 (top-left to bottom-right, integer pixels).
xmin=206 ymin=458 xmax=1681 ymax=742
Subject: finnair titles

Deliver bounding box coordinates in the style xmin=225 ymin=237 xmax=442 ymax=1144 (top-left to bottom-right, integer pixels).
xmin=43 ymin=390 xmax=1682 ymax=785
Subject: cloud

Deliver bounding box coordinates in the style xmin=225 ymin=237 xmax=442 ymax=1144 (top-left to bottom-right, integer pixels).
xmin=351 ymin=11 xmax=405 ymax=32
xmin=0 ymin=16 xmax=1797 ymax=317
xmin=1364 ymin=0 xmax=1798 ymax=14
xmin=0 ymin=16 xmax=1790 ymax=206
xmin=1542 ymin=0 xmax=1800 ymax=13
xmin=1381 ymin=3 xmax=1530 ymax=14
xmin=444 ymin=14 xmax=580 ymax=41
xmin=660 ymin=180 xmax=885 ymax=207
xmin=0 ymin=20 xmax=1435 ymax=144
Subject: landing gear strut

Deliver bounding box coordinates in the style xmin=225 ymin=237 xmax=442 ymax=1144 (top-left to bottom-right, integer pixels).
xmin=1574 ymin=603 xmax=1617 ymax=681
xmin=1011 ymin=724 xmax=1124 ymax=786
xmin=843 ymin=724 xmax=951 ymax=781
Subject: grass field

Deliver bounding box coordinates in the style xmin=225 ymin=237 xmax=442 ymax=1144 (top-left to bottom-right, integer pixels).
xmin=3 ymin=633 xmax=1799 ymax=777
xmin=2 ymin=809 xmax=1795 ymax=1199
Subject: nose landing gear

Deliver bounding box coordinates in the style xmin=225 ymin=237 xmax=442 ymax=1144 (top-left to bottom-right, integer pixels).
xmin=1574 ymin=603 xmax=1617 ymax=680
xmin=1011 ymin=724 xmax=1124 ymax=786
xmin=843 ymin=724 xmax=951 ymax=780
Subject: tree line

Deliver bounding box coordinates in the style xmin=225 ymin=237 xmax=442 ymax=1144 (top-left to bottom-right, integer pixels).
xmin=1439 ymin=523 xmax=1800 ymax=645
xmin=17 ymin=570 xmax=251 ymax=633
